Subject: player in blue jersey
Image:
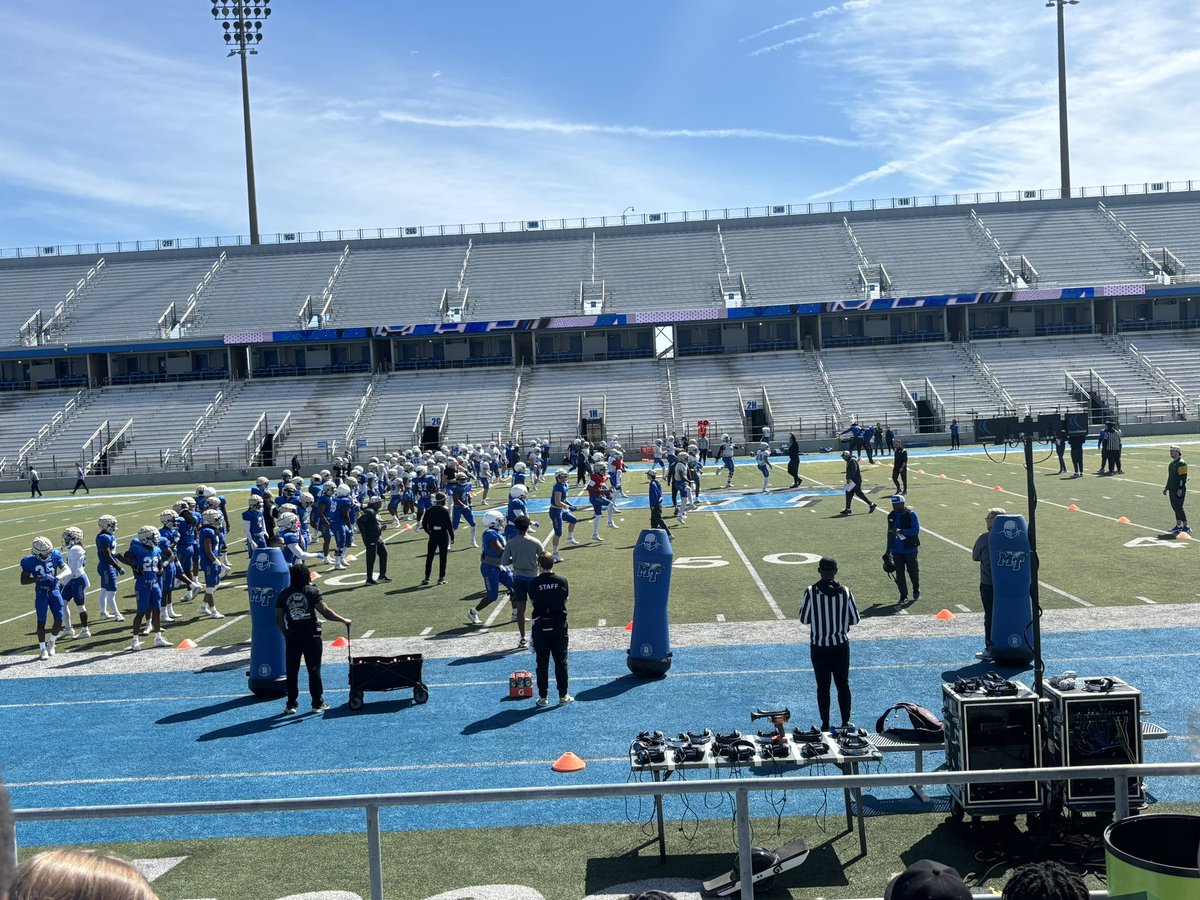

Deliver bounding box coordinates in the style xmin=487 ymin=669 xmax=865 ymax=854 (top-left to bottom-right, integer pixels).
xmin=717 ymin=433 xmax=736 ymax=488
xmin=22 ymin=536 xmax=66 ymax=660
xmin=294 ymin=491 xmax=314 ymax=548
xmin=58 ymin=526 xmax=91 ymax=640
xmin=547 ymin=469 xmax=579 ymax=562
xmin=467 ymin=511 xmax=515 ymax=625
xmin=511 ymin=461 xmax=528 ymax=488
xmin=198 ymin=508 xmax=227 ymax=619
xmin=121 ymin=525 xmax=171 ymax=650
xmin=172 ymin=499 xmax=201 ymax=591
xmin=277 ymin=511 xmax=321 ymax=565
xmin=315 ymin=480 xmax=336 ymax=562
xmin=331 ymin=483 xmax=354 ymax=569
xmin=506 ymin=483 xmax=532 ymax=541
xmin=449 ymin=471 xmax=479 ymax=548
xmin=94 ymin=514 xmax=126 ymax=622
xmin=414 ymin=465 xmax=434 ymax=524
xmin=157 ymin=510 xmax=182 ymax=622
xmin=242 ymin=495 xmax=268 ymax=551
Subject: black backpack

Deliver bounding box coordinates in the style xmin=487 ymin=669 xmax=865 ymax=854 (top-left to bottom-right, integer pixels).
xmin=875 ymin=702 xmax=944 ymax=743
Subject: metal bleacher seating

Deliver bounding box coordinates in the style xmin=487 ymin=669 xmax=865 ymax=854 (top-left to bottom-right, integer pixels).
xmin=0 ymin=261 xmax=95 ymax=347
xmin=979 ymin=207 xmax=1143 ymax=287
xmin=465 ymin=237 xmax=591 ymax=318
xmin=190 ymin=250 xmax=342 ymax=333
xmin=597 ymin=230 xmax=724 ymax=311
xmin=515 ymin=360 xmax=669 ymax=446
xmin=50 ymin=258 xmax=216 ymax=343
xmin=850 ymin=214 xmax=1009 ymax=296
xmin=1112 ymin=330 xmax=1200 ymax=404
xmin=334 ymin=243 xmax=469 ymax=326
xmin=720 ymin=222 xmax=861 ymax=303
xmin=821 ymin=346 xmax=924 ymax=432
xmin=1102 ymin=199 xmax=1200 ymax=276
xmin=356 ymin=368 xmax=517 ymax=452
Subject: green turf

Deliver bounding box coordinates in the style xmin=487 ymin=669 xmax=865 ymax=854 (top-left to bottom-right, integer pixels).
xmin=2 ymin=440 xmax=1195 ymax=656
xmin=20 ymin=802 xmax=1200 ymax=899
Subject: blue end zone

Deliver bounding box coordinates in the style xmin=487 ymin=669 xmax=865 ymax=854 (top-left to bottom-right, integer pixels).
xmin=4 ymin=625 xmax=1196 ymax=845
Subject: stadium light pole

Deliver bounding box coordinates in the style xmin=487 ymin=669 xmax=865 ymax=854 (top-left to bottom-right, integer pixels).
xmin=1046 ymin=0 xmax=1079 ymax=198
xmin=211 ymin=0 xmax=272 ymax=245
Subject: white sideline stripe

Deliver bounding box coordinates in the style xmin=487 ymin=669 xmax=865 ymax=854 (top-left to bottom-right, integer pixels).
xmin=0 ymin=610 xmax=35 ymax=626
xmin=597 ymin=618 xmax=606 ymax=627
xmin=920 ymin=525 xmax=1091 ymax=607
xmin=954 ymin=605 xmax=971 ymax=613
xmin=195 ymin=614 xmax=245 ymax=643
xmin=712 ymin=512 xmax=785 ymax=620
xmin=483 ymin=597 xmax=509 ymax=628
xmin=360 ymin=629 xmax=375 ymax=639
xmin=419 ymin=627 xmax=432 ymax=636
xmin=1137 ymin=596 xmax=1157 ymax=605
xmin=716 ymin=614 xmax=726 ymax=623
xmin=5 ymin=754 xmax=635 ymax=789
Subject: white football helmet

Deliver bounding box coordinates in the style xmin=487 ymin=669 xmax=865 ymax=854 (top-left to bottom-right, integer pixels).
xmin=203 ymin=486 xmax=217 ymax=498
xmin=297 ymin=492 xmax=314 ymax=508
xmin=98 ymin=515 xmax=118 ymax=534
xmin=322 ymin=481 xmax=337 ymax=495
xmin=173 ymin=499 xmax=190 ymax=513
xmin=62 ymin=527 xmax=84 ymax=548
xmin=509 ymin=484 xmax=528 ymax=499
xmin=205 ymin=497 xmax=222 ymax=510
xmin=455 ymin=472 xmax=469 ymax=484
xmin=248 ymin=495 xmax=264 ymax=510
xmin=282 ymin=484 xmax=298 ymax=499
xmin=277 ymin=512 xmax=300 ymax=533
xmin=760 ymin=441 xmax=769 ymax=449
xmin=555 ymin=469 xmax=569 ymax=481
xmin=159 ymin=509 xmax=178 ymax=527
xmin=195 ymin=484 xmax=208 ymax=496
xmin=336 ymin=484 xmax=352 ymax=498
xmin=292 ymin=476 xmax=305 ymax=487
xmin=32 ymin=536 xmax=54 ymax=559
xmin=137 ymin=525 xmax=161 ymax=547
xmin=592 ymin=451 xmax=605 ymax=463
xmin=514 ymin=462 xmax=527 ymax=474
xmin=202 ymin=509 xmax=224 ymax=528
xmin=415 ymin=465 xmax=427 ymax=477
xmin=255 ymin=476 xmax=269 ymax=488
xmin=595 ymin=461 xmax=608 ymax=473
xmin=319 ymin=469 xmax=331 ymax=479
xmin=483 ymin=510 xmax=505 ymax=529
xmin=346 ymin=476 xmax=359 ymax=489
xmin=722 ymin=433 xmax=731 ymax=443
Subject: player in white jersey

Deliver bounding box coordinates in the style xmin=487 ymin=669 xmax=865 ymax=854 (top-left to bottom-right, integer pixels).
xmin=59 ymin=526 xmax=91 ymax=639
xmin=755 ymin=441 xmax=774 ymax=492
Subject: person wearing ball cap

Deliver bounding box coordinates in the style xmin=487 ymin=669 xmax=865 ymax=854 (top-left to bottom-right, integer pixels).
xmin=886 ymin=493 xmax=921 ymax=608
xmin=884 ymin=859 xmax=971 ymax=900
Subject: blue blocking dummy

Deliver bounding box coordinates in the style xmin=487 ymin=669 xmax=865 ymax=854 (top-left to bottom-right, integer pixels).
xmin=989 ymin=514 xmax=1034 ymax=666
xmin=246 ymin=547 xmax=289 ymax=697
xmin=628 ymin=528 xmax=673 ymax=677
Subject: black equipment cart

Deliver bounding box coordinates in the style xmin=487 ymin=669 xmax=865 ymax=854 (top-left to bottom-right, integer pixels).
xmin=345 ymin=631 xmax=429 ymax=709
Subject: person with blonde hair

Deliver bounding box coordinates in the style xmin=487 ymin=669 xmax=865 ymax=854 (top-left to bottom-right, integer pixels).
xmin=8 ymin=848 xmax=158 ymax=899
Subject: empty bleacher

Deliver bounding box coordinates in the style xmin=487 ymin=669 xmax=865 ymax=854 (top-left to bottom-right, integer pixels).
xmin=821 ymin=346 xmax=924 ymax=432
xmin=334 ymin=243 xmax=469 ymax=326
xmin=189 ymin=249 xmax=341 ymax=333
xmin=597 ymin=230 xmax=724 ymax=310
xmin=720 ymin=223 xmax=861 ymax=303
xmin=515 ymin=360 xmax=669 ymax=446
xmin=0 ymin=261 xmax=96 ymax=347
xmin=1101 ymin=199 xmax=1200 ymax=275
xmin=465 ymin=237 xmax=591 ymax=318
xmin=979 ymin=207 xmax=1143 ymax=287
xmin=850 ymin=214 xmax=1008 ymax=296
xmin=1111 ymin=330 xmax=1200 ymax=408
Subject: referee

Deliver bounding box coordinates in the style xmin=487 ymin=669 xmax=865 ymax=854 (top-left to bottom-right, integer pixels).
xmin=799 ymin=557 xmax=860 ymax=732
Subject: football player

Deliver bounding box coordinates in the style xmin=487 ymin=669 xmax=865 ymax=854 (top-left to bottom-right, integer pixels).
xmin=449 ymin=471 xmax=479 ymax=547
xmin=58 ymin=526 xmax=91 ymax=640
xmin=121 ymin=525 xmax=171 ymax=650
xmin=157 ymin=509 xmax=184 ymax=622
xmin=718 ymin=433 xmax=736 ymax=488
xmin=198 ymin=508 xmax=227 ymax=619
xmin=22 ymin=536 xmax=66 ymax=659
xmin=278 ymin=511 xmax=321 ymax=565
xmin=331 ymin=483 xmax=354 ymax=569
xmin=506 ymin=483 xmax=534 ymax=541
xmin=467 ymin=510 xmax=515 ymax=625
xmin=95 ymin=514 xmax=126 ymax=621
xmin=587 ymin=460 xmax=619 ymax=540
xmin=755 ymin=440 xmax=774 ymax=493
xmin=671 ymin=452 xmax=691 ymax=524
xmin=242 ymin=495 xmax=268 ymax=551
xmin=548 ymin=469 xmax=580 ymax=561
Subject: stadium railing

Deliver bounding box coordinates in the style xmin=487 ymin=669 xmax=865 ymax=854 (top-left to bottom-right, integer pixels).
xmin=2 ymin=181 xmax=1195 ymax=261
xmin=10 ymin=761 xmax=1199 ymax=900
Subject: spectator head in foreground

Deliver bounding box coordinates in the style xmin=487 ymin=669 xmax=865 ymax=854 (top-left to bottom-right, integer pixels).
xmin=623 ymin=892 xmax=677 ymax=900
xmin=885 ymin=858 xmax=972 ymax=900
xmin=8 ymin=849 xmax=158 ymax=900
xmin=1002 ymin=860 xmax=1088 ymax=900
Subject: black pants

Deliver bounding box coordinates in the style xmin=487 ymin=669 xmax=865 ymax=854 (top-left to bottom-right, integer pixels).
xmin=424 ymin=533 xmax=449 ymax=580
xmin=533 ymin=626 xmax=569 ymax=699
xmin=285 ymin=632 xmax=324 ymax=707
xmin=1106 ymin=449 xmax=1122 ymax=473
xmin=1056 ymin=445 xmax=1066 ymax=472
xmin=649 ymin=505 xmax=668 ymax=534
xmin=365 ymin=541 xmax=388 ymax=579
xmin=810 ymin=642 xmax=851 ymax=731
xmin=892 ymin=466 xmax=907 ymax=493
xmin=699 ymin=449 xmax=708 ymax=464
xmin=951 ymin=434 xmax=960 ymax=449
xmin=30 ymin=482 xmax=42 ymax=497
xmin=844 ymin=484 xmax=871 ymax=511
xmin=1098 ymin=447 xmax=1109 ymax=472
xmin=787 ymin=459 xmax=800 ymax=485
xmin=980 ymin=582 xmax=994 ymax=650
xmin=1170 ymin=490 xmax=1187 ymax=523
xmin=71 ymin=479 xmax=89 ymax=494
xmin=1070 ymin=443 xmax=1084 ymax=474
xmin=894 ymin=552 xmax=920 ymax=600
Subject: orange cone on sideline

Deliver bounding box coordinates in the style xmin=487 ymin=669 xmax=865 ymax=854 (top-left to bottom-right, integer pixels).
xmin=1117 ymin=516 xmax=1131 ymax=524
xmin=331 ymin=635 xmax=349 ymax=648
xmin=1067 ymin=504 xmax=1079 ymax=511
xmin=552 ymin=751 xmax=586 ymax=773
xmin=993 ymin=485 xmax=1003 ymax=491
xmin=624 ymin=621 xmax=634 ymax=632
xmin=938 ymin=474 xmax=947 ymax=479
xmin=310 ymin=570 xmax=321 ymax=581
xmin=177 ymin=638 xmax=197 ymax=650
xmin=934 ymin=609 xmax=955 ymax=620
xmin=1176 ymin=530 xmax=1192 ymax=541
xmin=963 ymin=479 xmax=973 ymax=485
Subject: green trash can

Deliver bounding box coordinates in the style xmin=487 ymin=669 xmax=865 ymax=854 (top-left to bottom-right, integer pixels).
xmin=1105 ymin=814 xmax=1200 ymax=900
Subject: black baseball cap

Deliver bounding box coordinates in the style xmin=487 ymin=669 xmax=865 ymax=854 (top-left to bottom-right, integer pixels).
xmin=884 ymin=859 xmax=972 ymax=900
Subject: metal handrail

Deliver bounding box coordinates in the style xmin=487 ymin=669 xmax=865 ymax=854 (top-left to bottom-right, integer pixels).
xmin=10 ymin=761 xmax=1200 ymax=900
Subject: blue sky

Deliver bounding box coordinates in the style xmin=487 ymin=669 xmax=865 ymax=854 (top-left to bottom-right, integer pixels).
xmin=1 ymin=0 xmax=1197 ymax=248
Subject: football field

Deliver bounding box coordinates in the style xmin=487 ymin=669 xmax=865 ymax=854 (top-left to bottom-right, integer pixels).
xmin=2 ymin=440 xmax=1198 ymax=900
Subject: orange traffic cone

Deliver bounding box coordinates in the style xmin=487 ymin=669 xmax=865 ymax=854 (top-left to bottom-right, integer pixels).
xmin=624 ymin=621 xmax=633 ymax=632
xmin=1116 ymin=516 xmax=1130 ymax=524
xmin=552 ymin=751 xmax=586 ymax=772
xmin=331 ymin=635 xmax=349 ymax=648
xmin=1067 ymin=504 xmax=1079 ymax=511
xmin=993 ymin=485 xmax=1003 ymax=491
xmin=934 ymin=609 xmax=955 ymax=620
xmin=177 ymin=638 xmax=197 ymax=650
xmin=963 ymin=479 xmax=973 ymax=485
xmin=938 ymin=474 xmax=947 ymax=479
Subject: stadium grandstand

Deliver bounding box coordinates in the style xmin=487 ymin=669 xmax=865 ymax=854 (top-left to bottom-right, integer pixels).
xmin=1 ymin=181 xmax=1198 ymax=481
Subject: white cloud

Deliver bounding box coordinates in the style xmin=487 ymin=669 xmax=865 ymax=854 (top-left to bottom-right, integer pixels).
xmin=740 ymin=16 xmax=809 ymax=43
xmin=748 ymin=33 xmax=819 ymax=58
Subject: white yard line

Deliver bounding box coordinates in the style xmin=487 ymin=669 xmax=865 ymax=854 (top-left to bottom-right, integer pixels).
xmin=954 ymin=604 xmax=971 ymax=613
xmin=195 ymin=614 xmax=246 ymax=643
xmin=419 ymin=627 xmax=432 ymax=636
xmin=360 ymin=629 xmax=376 ymax=639
xmin=712 ymin=511 xmax=785 ymax=620
xmin=1136 ymin=596 xmax=1157 ymax=605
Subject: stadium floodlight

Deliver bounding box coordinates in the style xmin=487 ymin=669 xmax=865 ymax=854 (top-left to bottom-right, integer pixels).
xmin=1046 ymin=0 xmax=1079 ymax=198
xmin=211 ymin=0 xmax=273 ymax=245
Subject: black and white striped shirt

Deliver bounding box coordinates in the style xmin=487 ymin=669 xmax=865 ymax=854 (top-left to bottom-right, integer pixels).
xmin=799 ymin=579 xmax=860 ymax=647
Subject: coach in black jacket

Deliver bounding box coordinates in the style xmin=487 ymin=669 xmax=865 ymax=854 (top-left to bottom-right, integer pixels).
xmin=530 ymin=552 xmax=573 ymax=707
xmin=840 ymin=451 xmax=877 ymax=515
xmin=357 ymin=497 xmax=390 ymax=585
xmin=799 ymin=557 xmax=860 ymax=731
xmin=421 ymin=493 xmax=454 ymax=586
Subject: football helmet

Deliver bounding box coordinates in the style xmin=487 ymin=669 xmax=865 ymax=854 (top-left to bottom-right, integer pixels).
xmin=159 ymin=509 xmax=178 ymax=526
xmin=276 ymin=503 xmax=298 ymax=516
xmin=555 ymin=469 xmax=569 ymax=481
xmin=514 ymin=462 xmax=527 ymax=473
xmin=592 ymin=451 xmax=605 ymax=463
xmin=282 ymin=484 xmax=298 ymax=498
xmin=297 ymin=492 xmax=314 ymax=508
xmin=322 ymin=481 xmax=337 ymax=495
xmin=248 ymin=495 xmax=264 ymax=510
xmin=415 ymin=465 xmax=427 ymax=477
xmin=722 ymin=433 xmax=731 ymax=443
xmin=205 ymin=497 xmax=222 ymax=510
xmin=509 ymin=484 xmax=528 ymax=499
xmin=319 ymin=469 xmax=331 ymax=479
xmin=62 ymin=527 xmax=84 ymax=548
xmin=281 ymin=469 xmax=292 ymax=480
xmin=455 ymin=472 xmax=469 ymax=483
xmin=98 ymin=515 xmax=118 ymax=534
xmin=760 ymin=441 xmax=769 ymax=449
xmin=483 ymin=510 xmax=505 ymax=529
xmin=201 ymin=509 xmax=224 ymax=528
xmin=182 ymin=497 xmax=197 ymax=510
xmin=32 ymin=536 xmax=54 ymax=559
xmin=291 ymin=476 xmax=305 ymax=487
xmin=595 ymin=461 xmax=609 ymax=473
xmin=138 ymin=525 xmax=161 ymax=547
xmin=203 ymin=486 xmax=218 ymax=498
xmin=195 ymin=484 xmax=208 ymax=496
xmin=277 ymin=512 xmax=300 ymax=533
xmin=173 ymin=499 xmax=189 ymax=513
xmin=255 ymin=476 xmax=269 ymax=488
xmin=346 ymin=476 xmax=359 ymax=489
xmin=336 ymin=484 xmax=352 ymax=498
